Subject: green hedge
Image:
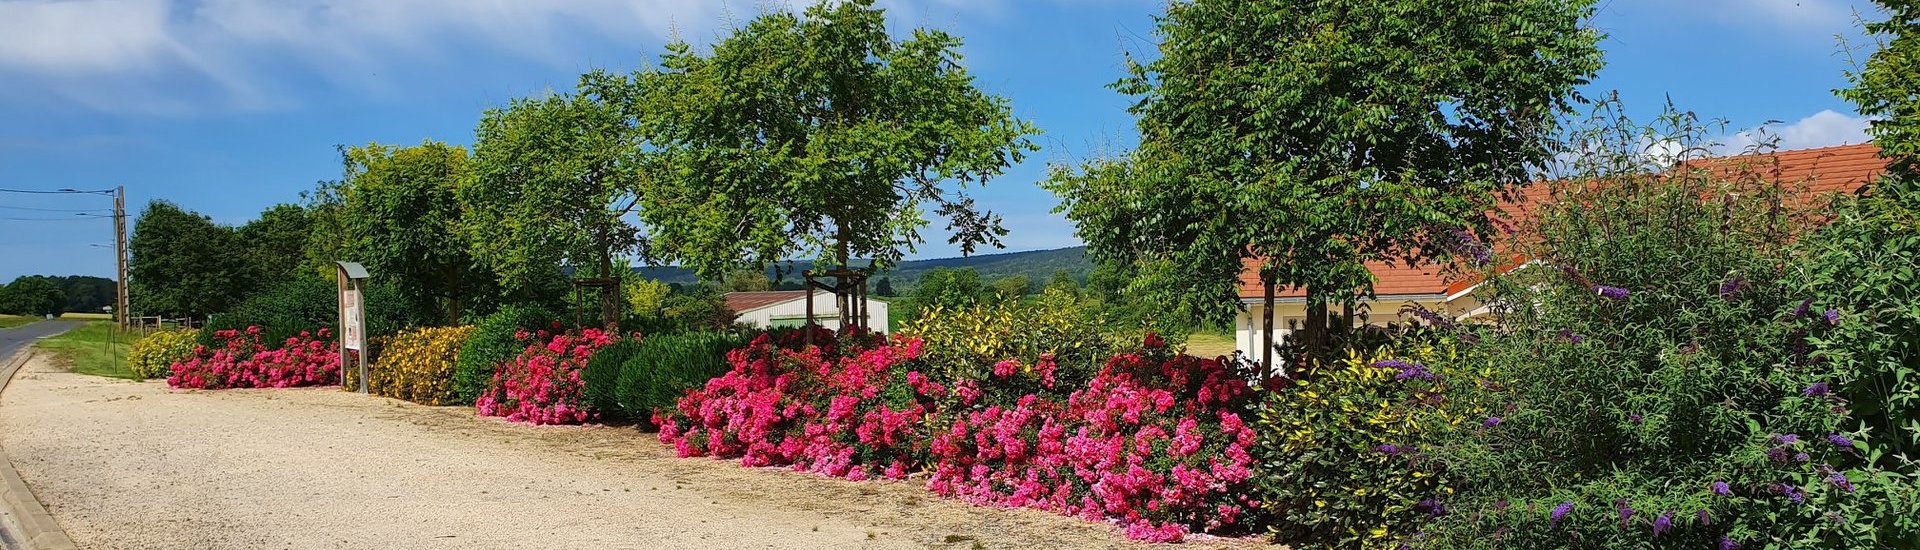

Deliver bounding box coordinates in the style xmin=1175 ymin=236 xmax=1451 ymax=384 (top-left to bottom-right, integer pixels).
xmin=582 ymin=331 xmax=745 ymax=423
xmin=202 ymin=276 xmax=421 ymax=350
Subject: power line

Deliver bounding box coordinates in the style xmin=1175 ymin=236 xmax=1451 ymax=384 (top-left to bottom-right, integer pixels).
xmin=0 ymin=187 xmax=116 ymax=194
xmin=0 ymin=214 xmax=114 ymax=221
xmin=0 ymin=205 xmax=113 ymax=213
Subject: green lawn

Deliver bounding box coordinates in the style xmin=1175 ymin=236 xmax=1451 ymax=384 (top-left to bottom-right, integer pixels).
xmin=1184 ymin=330 xmax=1238 ymax=358
xmin=0 ymin=315 xmax=36 ymax=329
xmin=59 ymin=312 xmax=114 ymax=320
xmin=35 ymin=321 xmax=143 ymax=379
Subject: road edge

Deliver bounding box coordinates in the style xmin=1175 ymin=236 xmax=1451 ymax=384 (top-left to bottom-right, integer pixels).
xmin=0 ymin=349 xmax=79 ymax=550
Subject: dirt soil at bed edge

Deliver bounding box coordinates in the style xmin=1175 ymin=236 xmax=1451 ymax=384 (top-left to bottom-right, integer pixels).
xmin=0 ymin=354 xmax=1285 ymax=550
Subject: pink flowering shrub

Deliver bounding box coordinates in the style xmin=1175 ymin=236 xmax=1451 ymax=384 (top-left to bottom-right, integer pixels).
xmin=475 ymin=328 xmax=616 ymax=425
xmin=167 ymin=326 xmax=339 ymax=389
xmin=656 ymin=330 xmax=1261 ymax=542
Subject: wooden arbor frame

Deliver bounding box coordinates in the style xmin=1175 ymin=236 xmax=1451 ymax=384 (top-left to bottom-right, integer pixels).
xmin=801 ymin=267 xmax=873 ymax=348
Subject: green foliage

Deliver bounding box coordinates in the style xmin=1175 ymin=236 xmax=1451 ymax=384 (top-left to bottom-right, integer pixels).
xmin=312 ymin=141 xmax=496 ymax=325
xmin=203 ymin=276 xmax=420 ymax=350
xmin=33 ymin=321 xmax=136 ymax=379
xmin=582 ymin=331 xmax=747 ymax=423
xmin=909 ymin=267 xmax=986 ymax=316
xmin=989 ymin=274 xmax=1030 ymax=299
xmin=128 ymin=201 xmax=245 ymax=319
xmin=453 ymin=304 xmax=560 ymax=405
xmin=594 ymin=0 xmax=1039 ymax=280
xmin=624 ymin=277 xmax=671 ymax=318
xmin=1049 ymin=0 xmax=1604 ymax=347
xmin=899 ymin=287 xmax=1114 ymax=396
xmin=1839 ymin=0 xmax=1920 ymax=177
xmin=464 ymin=90 xmax=642 ymax=326
xmin=1256 ymin=336 xmax=1476 ymax=550
xmin=127 ymin=328 xmax=197 ymax=379
xmin=0 ymin=276 xmax=66 ymax=316
xmin=625 ymin=286 xmax=736 ymax=336
xmin=236 ymin=203 xmax=314 ymax=293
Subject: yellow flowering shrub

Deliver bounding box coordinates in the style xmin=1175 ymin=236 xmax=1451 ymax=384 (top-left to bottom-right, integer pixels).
xmin=899 ymin=287 xmax=1115 ymax=394
xmin=1254 ymin=336 xmax=1485 ymax=550
xmin=362 ymin=326 xmax=473 ymax=405
xmin=127 ymin=329 xmax=198 ymax=380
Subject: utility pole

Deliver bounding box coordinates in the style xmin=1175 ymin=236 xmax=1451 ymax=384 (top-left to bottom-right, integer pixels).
xmin=114 ymin=185 xmax=129 ymax=330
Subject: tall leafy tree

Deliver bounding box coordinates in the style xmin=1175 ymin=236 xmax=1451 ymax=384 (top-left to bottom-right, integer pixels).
xmin=0 ymin=276 xmax=66 ymax=316
xmin=597 ymin=0 xmax=1038 ymax=321
xmin=318 ymin=141 xmax=491 ymax=325
xmin=237 ymin=203 xmax=314 ymax=293
xmin=1050 ymin=0 xmax=1603 ymax=363
xmin=464 ymin=91 xmax=644 ymax=327
xmin=128 ymin=201 xmax=245 ymax=319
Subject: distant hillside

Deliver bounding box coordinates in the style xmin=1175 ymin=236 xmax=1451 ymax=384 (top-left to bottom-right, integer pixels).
xmin=633 ymin=246 xmax=1093 ymax=292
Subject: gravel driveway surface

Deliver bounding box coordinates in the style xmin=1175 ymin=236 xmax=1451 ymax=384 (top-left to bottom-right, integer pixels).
xmin=0 ymin=354 xmax=1278 ymax=550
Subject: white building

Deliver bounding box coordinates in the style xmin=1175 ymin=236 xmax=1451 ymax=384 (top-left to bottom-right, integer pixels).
xmin=723 ymin=290 xmax=891 ymax=334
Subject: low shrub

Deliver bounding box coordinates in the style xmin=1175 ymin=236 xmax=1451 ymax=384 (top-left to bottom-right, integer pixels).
xmin=363 ymin=326 xmax=473 ymax=405
xmin=900 ymin=287 xmax=1115 ymax=400
xmin=128 ymin=329 xmax=198 ymax=379
xmin=454 ymin=304 xmax=560 ymax=405
xmin=201 ymin=277 xmax=420 ymax=353
xmin=168 ymin=326 xmax=337 ymax=389
xmin=475 ymin=328 xmax=614 ymax=425
xmin=582 ymin=331 xmax=745 ymax=423
xmin=1254 ymin=335 xmax=1475 ymax=550
xmin=655 ymin=330 xmax=1260 ymax=542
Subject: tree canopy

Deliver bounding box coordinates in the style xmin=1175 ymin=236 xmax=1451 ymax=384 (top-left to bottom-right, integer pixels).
xmin=464 ymin=90 xmax=644 ymax=326
xmin=0 ymin=276 xmax=66 ymax=316
xmin=1841 ymin=0 xmax=1920 ymax=177
xmin=1048 ymin=0 xmax=1604 ymax=355
xmin=596 ymin=0 xmax=1039 ymax=283
xmin=312 ymin=141 xmax=493 ymax=324
xmin=128 ymin=201 xmax=245 ymax=319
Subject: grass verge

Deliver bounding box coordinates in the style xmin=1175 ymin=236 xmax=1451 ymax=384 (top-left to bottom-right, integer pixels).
xmin=0 ymin=315 xmax=37 ymax=329
xmin=1184 ymin=330 xmax=1239 ymax=358
xmin=59 ymin=312 xmax=114 ymax=320
xmin=35 ymin=321 xmax=143 ymax=379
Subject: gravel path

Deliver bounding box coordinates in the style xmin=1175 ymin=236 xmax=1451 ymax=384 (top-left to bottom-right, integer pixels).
xmin=0 ymin=354 xmax=1279 ymax=550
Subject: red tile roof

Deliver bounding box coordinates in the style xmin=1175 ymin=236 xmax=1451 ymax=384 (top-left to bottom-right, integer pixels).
xmin=1237 ymin=144 xmax=1890 ymax=301
xmin=723 ymin=291 xmax=812 ymax=313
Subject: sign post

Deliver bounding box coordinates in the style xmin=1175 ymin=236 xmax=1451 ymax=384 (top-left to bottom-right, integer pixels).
xmin=335 ymin=261 xmax=371 ymax=394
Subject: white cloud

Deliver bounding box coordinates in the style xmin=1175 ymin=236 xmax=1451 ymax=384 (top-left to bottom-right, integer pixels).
xmin=1721 ymin=109 xmax=1872 ymax=153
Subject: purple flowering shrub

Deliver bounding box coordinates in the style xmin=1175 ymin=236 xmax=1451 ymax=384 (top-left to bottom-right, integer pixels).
xmin=1410 ymin=110 xmax=1914 ymax=548
xmin=1253 ymin=328 xmax=1479 ymax=549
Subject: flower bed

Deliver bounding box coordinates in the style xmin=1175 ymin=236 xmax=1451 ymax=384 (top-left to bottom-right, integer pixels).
xmin=655 ymin=330 xmax=1260 ymax=542
xmin=475 ymin=328 xmax=615 ymax=425
xmin=167 ymin=327 xmax=338 ymax=389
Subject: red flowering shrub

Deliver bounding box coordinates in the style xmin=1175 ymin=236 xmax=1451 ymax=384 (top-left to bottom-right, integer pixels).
xmin=656 ymin=330 xmax=1261 ymax=542
xmin=475 ymin=328 xmax=615 ymax=425
xmin=167 ymin=326 xmax=339 ymax=389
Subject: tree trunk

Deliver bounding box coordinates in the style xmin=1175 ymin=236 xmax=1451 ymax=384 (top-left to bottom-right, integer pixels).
xmin=1261 ymin=276 xmax=1275 ymax=375
xmin=1302 ymin=286 xmax=1328 ymax=365
xmin=833 ymin=221 xmax=854 ymax=330
xmin=599 ymin=247 xmax=619 ymax=330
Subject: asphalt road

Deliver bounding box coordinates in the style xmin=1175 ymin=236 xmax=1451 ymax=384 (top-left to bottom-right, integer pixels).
xmin=0 ymin=320 xmax=79 ymax=362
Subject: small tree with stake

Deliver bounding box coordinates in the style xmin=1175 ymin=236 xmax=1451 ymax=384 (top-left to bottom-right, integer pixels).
xmin=1050 ymin=0 xmax=1603 ymax=368
xmin=463 ymin=89 xmax=645 ymax=329
xmin=591 ymin=0 xmax=1038 ymax=334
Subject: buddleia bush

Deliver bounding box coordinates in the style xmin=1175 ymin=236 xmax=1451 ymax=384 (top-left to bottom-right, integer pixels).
xmin=1412 ymin=107 xmax=1914 ymax=549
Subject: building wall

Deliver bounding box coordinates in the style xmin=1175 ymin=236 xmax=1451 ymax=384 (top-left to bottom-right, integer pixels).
xmin=735 ymin=290 xmax=892 ymax=334
xmin=1233 ymin=294 xmax=1481 ymax=374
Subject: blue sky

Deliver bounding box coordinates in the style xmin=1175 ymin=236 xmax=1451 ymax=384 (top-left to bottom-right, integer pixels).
xmin=0 ymin=0 xmax=1886 ymax=281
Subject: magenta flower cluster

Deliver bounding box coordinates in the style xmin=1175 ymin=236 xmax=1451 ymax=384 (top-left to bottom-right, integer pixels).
xmin=167 ymin=327 xmax=339 ymax=389
xmin=654 ymin=331 xmax=1260 ymax=542
xmin=475 ymin=328 xmax=615 ymax=425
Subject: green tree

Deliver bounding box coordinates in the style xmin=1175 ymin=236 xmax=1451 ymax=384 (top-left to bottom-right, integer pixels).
xmin=1049 ymin=0 xmax=1603 ymax=364
xmin=715 ymin=269 xmax=772 ymax=293
xmin=1 ymin=276 xmax=66 ymax=316
xmin=990 ymin=274 xmax=1031 ymax=299
xmin=317 ymin=141 xmax=492 ymax=325
xmin=598 ymin=0 xmax=1039 ymax=322
xmin=128 ymin=201 xmax=245 ymax=319
xmin=912 ymin=267 xmax=984 ymax=311
xmin=873 ymin=277 xmax=896 ymax=297
xmin=1840 ymin=0 xmax=1920 ymax=177
xmin=463 ymin=91 xmax=645 ymax=327
xmin=237 ymin=203 xmax=314 ymax=294
xmin=1043 ymin=270 xmax=1078 ymax=297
